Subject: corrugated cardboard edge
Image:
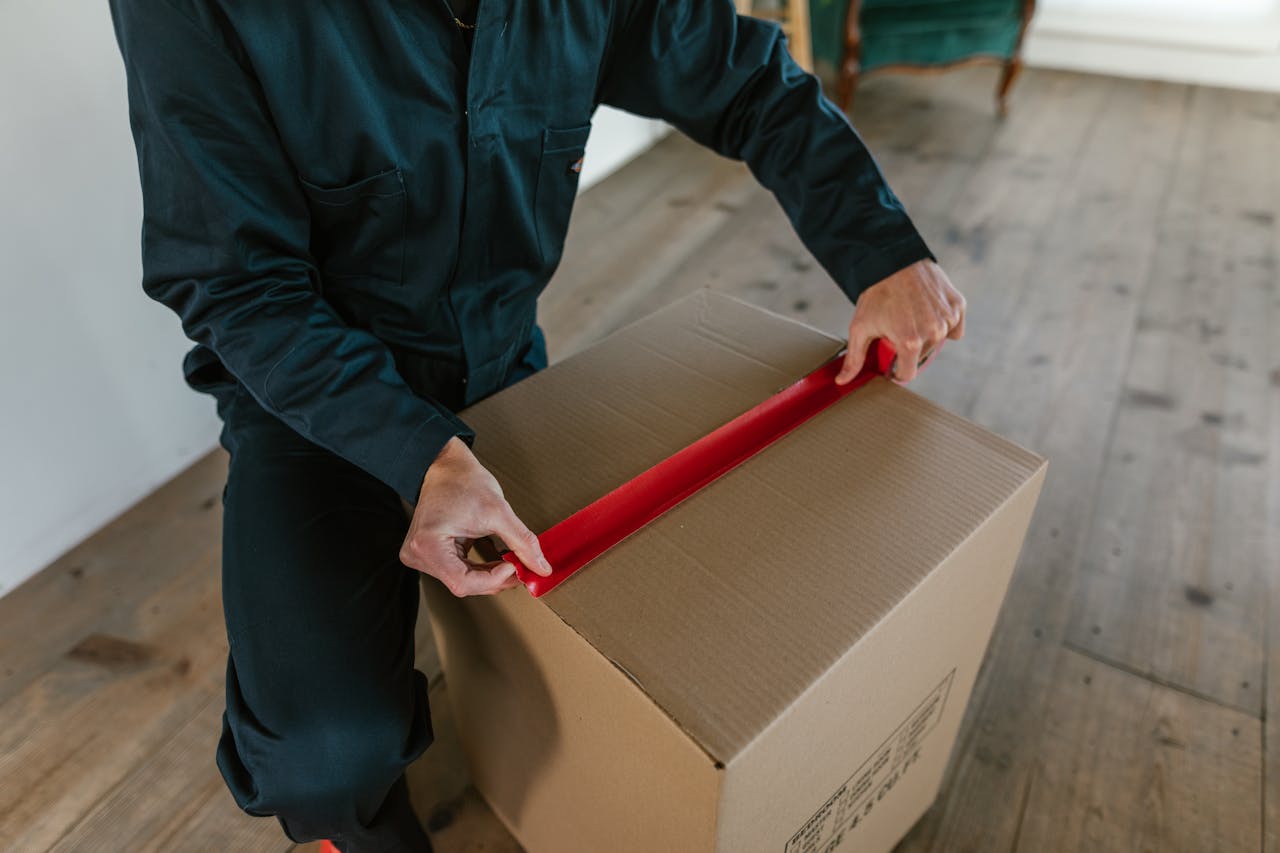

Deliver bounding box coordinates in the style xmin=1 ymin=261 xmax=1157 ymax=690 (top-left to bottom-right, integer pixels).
xmin=519 ymin=390 xmax=1046 ymax=773
xmin=424 ymin=579 xmax=723 ymax=852
xmin=523 ymin=289 xmax=851 ymax=765
xmin=441 ymin=289 xmax=1049 ymax=850
xmin=533 ymin=590 xmax=729 ymax=766
xmin=713 ymin=457 xmax=1049 ymax=849
xmin=521 ymin=292 xmax=1048 ymax=769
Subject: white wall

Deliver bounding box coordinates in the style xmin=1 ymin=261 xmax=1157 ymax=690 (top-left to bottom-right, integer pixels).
xmin=1026 ymin=0 xmax=1280 ymax=92
xmin=0 ymin=0 xmax=223 ymax=598
xmin=582 ymin=109 xmax=669 ymax=192
xmin=0 ymin=2 xmax=666 ymax=598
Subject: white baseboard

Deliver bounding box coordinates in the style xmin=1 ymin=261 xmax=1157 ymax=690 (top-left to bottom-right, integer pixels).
xmin=1025 ymin=9 xmax=1280 ymax=93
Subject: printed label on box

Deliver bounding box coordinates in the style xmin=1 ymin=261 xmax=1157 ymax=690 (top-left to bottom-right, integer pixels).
xmin=784 ymin=670 xmax=956 ymax=853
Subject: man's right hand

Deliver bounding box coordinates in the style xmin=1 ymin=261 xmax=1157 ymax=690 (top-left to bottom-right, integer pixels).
xmin=399 ymin=437 xmax=553 ymax=596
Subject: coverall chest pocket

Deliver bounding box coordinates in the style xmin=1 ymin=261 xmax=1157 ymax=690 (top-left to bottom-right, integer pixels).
xmin=535 ymin=125 xmax=591 ymax=270
xmin=299 ymin=167 xmax=407 ymax=287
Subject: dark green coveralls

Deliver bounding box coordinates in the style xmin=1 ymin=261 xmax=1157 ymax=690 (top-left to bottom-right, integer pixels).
xmin=108 ymin=0 xmax=932 ymax=849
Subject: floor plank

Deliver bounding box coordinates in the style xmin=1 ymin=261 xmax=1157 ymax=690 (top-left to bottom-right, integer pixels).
xmin=1063 ymin=85 xmax=1276 ymax=714
xmin=0 ymin=450 xmax=227 ymax=706
xmin=0 ymin=549 xmax=226 ymax=850
xmin=0 ymin=67 xmax=1272 ymax=852
xmin=1263 ymin=91 xmax=1280 ymax=853
xmin=47 ymin=694 xmax=287 ymax=853
xmin=540 ymin=136 xmax=753 ymax=360
xmin=1011 ymin=648 xmax=1261 ymax=853
xmin=168 ymin=778 xmax=292 ymax=853
xmin=899 ymin=74 xmax=1200 ymax=851
xmin=904 ymin=70 xmax=1114 ymax=415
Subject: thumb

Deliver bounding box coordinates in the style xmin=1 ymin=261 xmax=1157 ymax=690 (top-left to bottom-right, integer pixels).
xmin=837 ymin=324 xmax=873 ymax=385
xmin=492 ymin=503 xmax=554 ymax=577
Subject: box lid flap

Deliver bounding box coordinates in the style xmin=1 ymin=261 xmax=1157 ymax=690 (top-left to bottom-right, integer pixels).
xmin=459 ymin=291 xmax=1044 ymax=762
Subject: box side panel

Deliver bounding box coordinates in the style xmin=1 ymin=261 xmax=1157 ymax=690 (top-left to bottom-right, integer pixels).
xmin=716 ymin=466 xmax=1046 ymax=853
xmin=542 ymin=380 xmax=1046 ymax=762
xmin=461 ymin=290 xmax=1046 ymax=765
xmin=425 ymin=581 xmax=722 ymax=853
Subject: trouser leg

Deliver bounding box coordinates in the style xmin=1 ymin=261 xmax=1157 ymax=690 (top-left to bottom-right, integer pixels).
xmin=211 ymin=383 xmax=434 ymax=853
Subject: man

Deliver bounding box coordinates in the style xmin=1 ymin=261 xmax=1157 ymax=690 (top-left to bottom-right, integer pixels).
xmin=109 ymin=0 xmax=964 ymax=850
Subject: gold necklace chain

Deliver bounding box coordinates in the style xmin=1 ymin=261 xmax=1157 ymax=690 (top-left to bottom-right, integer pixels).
xmin=453 ymin=17 xmax=477 ymax=30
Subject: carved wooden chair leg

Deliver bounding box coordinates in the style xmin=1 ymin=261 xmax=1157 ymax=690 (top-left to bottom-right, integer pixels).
xmin=837 ymin=61 xmax=861 ymax=113
xmin=838 ymin=0 xmax=864 ymax=114
xmin=996 ymin=56 xmax=1022 ymax=117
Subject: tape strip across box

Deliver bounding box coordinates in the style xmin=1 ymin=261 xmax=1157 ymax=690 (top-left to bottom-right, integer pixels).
xmin=424 ymin=291 xmax=1046 ymax=853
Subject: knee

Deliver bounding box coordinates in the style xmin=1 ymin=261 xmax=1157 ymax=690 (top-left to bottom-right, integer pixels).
xmin=223 ymin=703 xmax=432 ymax=828
xmin=271 ymin=723 xmax=399 ymax=821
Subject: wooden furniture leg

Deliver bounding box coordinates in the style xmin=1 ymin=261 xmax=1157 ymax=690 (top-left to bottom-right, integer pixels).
xmin=837 ymin=0 xmax=864 ymax=113
xmin=999 ymin=0 xmax=1037 ymax=116
xmin=735 ymin=0 xmax=814 ymax=73
xmin=997 ymin=56 xmax=1022 ymax=117
xmin=787 ymin=0 xmax=814 ymax=74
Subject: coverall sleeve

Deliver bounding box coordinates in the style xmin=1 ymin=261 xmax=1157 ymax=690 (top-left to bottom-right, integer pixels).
xmin=109 ymin=0 xmax=472 ymax=506
xmin=598 ymin=0 xmax=934 ymax=301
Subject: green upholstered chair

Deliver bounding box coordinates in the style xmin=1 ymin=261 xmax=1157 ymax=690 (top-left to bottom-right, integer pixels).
xmin=809 ymin=0 xmax=1035 ymax=115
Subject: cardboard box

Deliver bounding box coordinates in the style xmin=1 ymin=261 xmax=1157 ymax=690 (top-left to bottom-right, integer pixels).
xmin=424 ymin=291 xmax=1046 ymax=853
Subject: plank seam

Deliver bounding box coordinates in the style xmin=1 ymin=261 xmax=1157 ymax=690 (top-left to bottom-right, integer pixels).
xmin=1062 ymin=639 xmax=1261 ymax=718
xmin=1006 ymin=759 xmax=1039 ymax=853
xmin=44 ymin=688 xmax=225 ymax=852
xmin=1264 ymin=540 xmax=1270 ymax=853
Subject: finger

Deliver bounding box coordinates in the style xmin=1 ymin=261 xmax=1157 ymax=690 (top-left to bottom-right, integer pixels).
xmin=403 ymin=536 xmax=485 ymax=596
xmin=919 ymin=339 xmax=943 ymax=370
xmin=399 ymin=530 xmax=454 ymax=575
xmin=892 ymin=337 xmax=924 ymax=383
xmin=489 ymin=565 xmax=524 ymax=593
xmin=491 ymin=502 xmax=553 ymax=577
xmin=948 ymin=301 xmax=966 ymax=340
xmin=917 ymin=315 xmax=947 ymax=365
xmin=455 ymin=560 xmax=519 ymax=596
xmin=836 ymin=324 xmax=873 ymax=385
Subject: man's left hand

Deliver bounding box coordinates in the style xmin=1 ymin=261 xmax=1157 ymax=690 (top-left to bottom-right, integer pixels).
xmin=836 ymin=259 xmax=965 ymax=385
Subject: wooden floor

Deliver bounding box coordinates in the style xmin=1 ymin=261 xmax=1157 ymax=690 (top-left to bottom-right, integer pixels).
xmin=1 ymin=67 xmax=1277 ymax=852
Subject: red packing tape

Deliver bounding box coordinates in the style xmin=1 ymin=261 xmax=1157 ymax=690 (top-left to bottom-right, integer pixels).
xmin=505 ymin=340 xmax=898 ymax=597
